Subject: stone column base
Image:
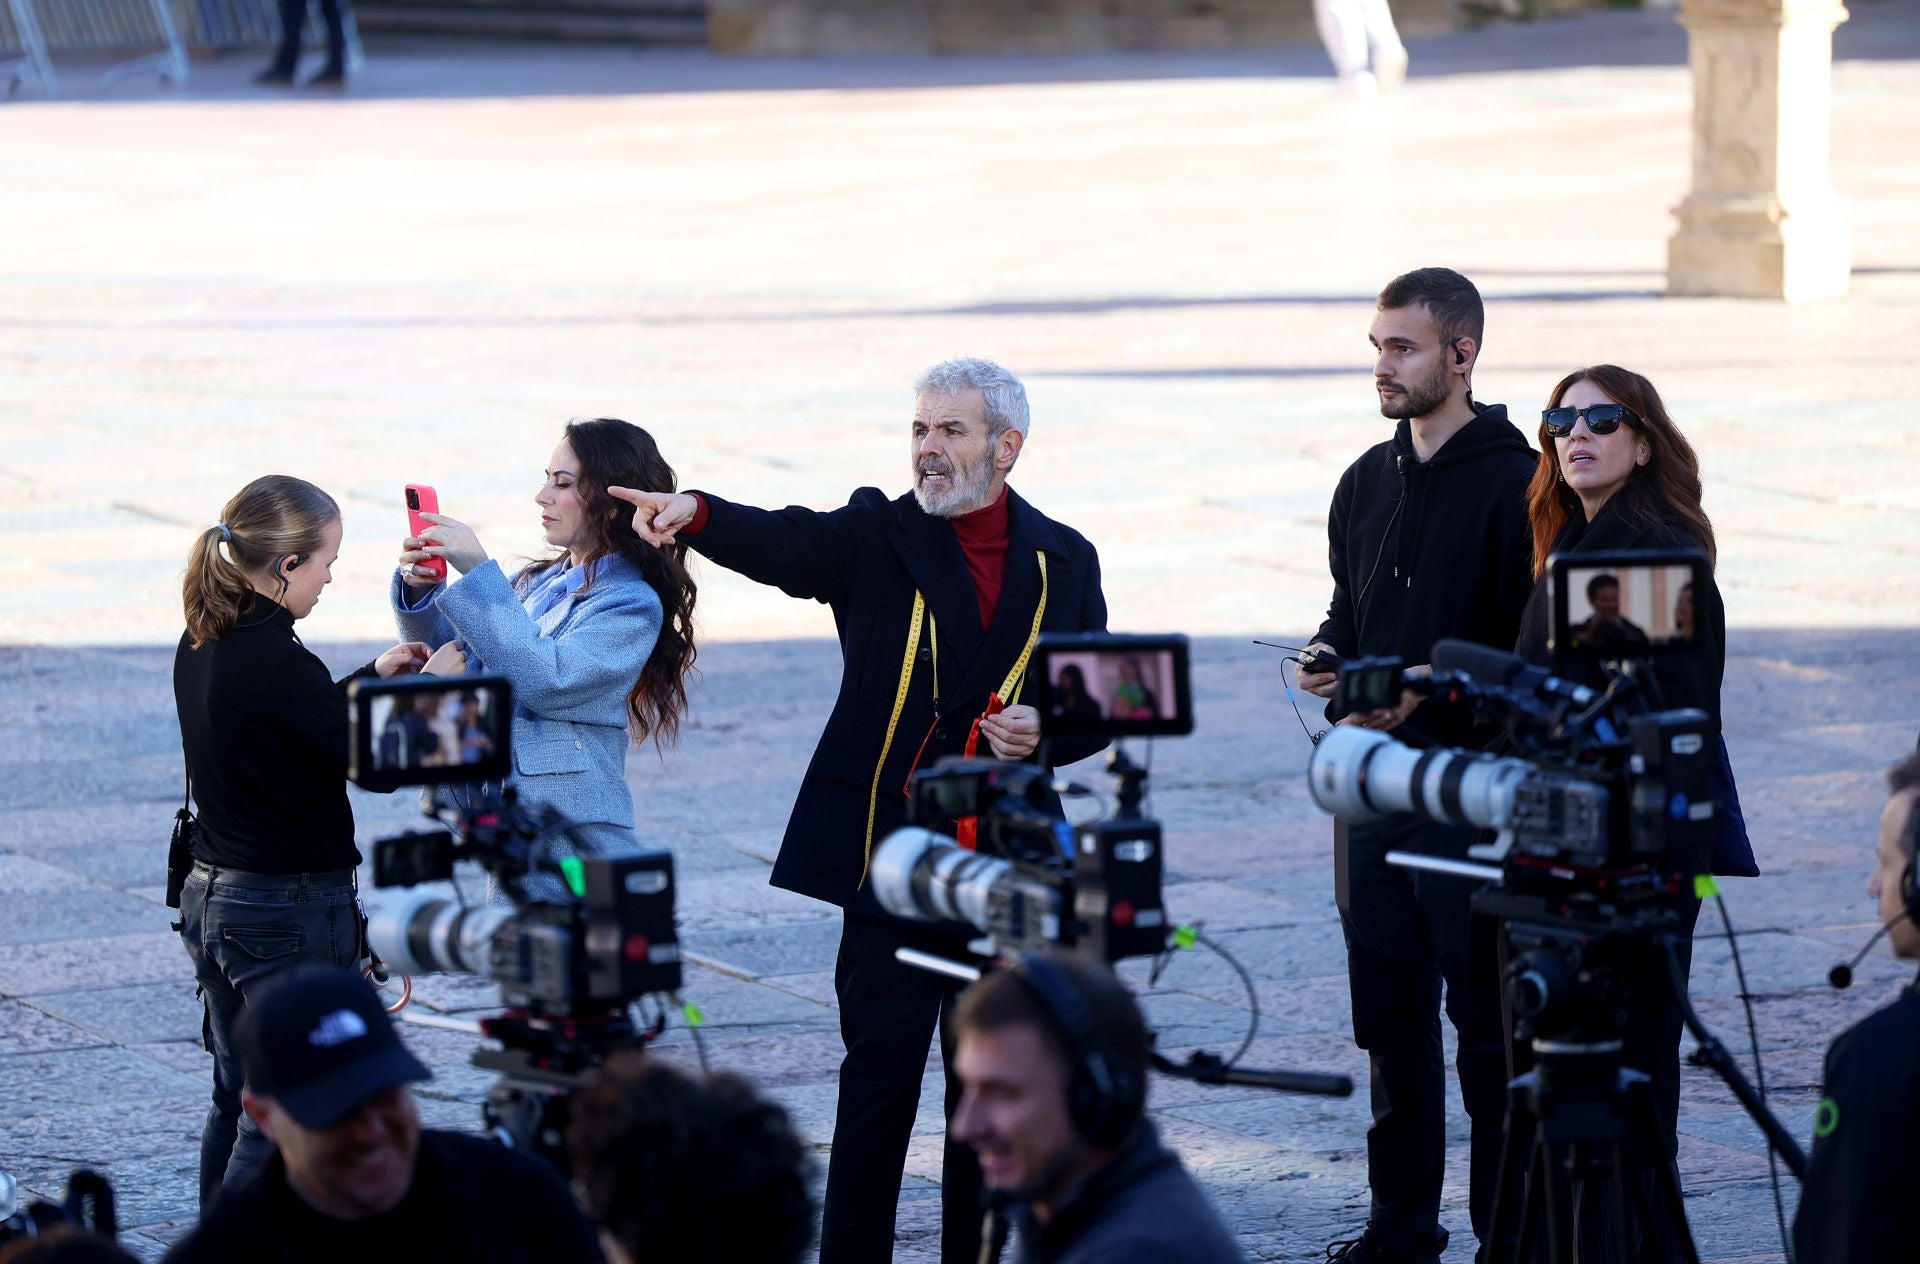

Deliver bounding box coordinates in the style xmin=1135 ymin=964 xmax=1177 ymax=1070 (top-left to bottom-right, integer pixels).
xmin=1667 ymin=193 xmax=1850 ymax=301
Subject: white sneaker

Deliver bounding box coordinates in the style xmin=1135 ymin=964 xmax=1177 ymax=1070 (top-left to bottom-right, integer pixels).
xmin=1374 ymin=45 xmax=1408 ymax=91
xmin=1338 ymin=69 xmax=1380 ymax=97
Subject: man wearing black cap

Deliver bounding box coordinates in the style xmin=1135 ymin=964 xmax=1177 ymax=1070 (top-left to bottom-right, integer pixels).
xmin=164 ymin=965 xmax=602 ymax=1263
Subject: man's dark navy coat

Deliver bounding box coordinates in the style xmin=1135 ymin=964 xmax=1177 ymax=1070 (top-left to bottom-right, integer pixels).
xmin=687 ymin=485 xmax=1109 ymax=914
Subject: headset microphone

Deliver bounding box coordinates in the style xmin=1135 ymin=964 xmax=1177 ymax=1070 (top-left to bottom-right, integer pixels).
xmin=1828 ymin=912 xmax=1909 ymax=989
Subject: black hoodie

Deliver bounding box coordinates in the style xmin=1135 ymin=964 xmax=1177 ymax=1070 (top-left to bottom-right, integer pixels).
xmin=1314 ymin=401 xmax=1537 ymax=746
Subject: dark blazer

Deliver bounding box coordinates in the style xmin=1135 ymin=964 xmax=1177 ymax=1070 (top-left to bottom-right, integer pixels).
xmin=688 ymin=486 xmax=1109 ymax=912
xmin=1513 ymin=495 xmax=1758 ymax=877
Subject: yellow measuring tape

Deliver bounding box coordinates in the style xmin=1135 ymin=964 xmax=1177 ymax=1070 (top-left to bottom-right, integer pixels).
xmin=859 ymin=552 xmax=1048 ymax=886
xmin=863 ymin=590 xmax=928 ymax=886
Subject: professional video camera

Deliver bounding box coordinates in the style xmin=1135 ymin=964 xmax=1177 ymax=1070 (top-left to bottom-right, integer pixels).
xmin=870 ymin=633 xmax=1190 ymax=966
xmin=873 ymin=633 xmax=1351 ymax=1100
xmin=1300 ymin=550 xmax=1804 ymax=1262
xmin=0 ymin=1168 xmax=115 ymax=1246
xmin=346 ymin=675 xmax=683 ymax=1172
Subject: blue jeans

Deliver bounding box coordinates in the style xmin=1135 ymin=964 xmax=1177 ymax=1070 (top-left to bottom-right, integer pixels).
xmin=178 ymin=864 xmax=360 ymax=1210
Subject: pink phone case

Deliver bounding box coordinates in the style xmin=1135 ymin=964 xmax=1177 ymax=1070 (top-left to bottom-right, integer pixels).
xmin=405 ymin=484 xmax=446 ymax=581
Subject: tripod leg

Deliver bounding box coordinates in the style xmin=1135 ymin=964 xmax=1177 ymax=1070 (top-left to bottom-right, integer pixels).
xmin=1608 ymin=1142 xmax=1634 ymax=1264
xmin=1488 ymin=1081 xmax=1539 ymax=1264
xmin=1539 ymin=1141 xmax=1573 ymax=1264
xmin=1623 ymin=1086 xmax=1701 ymax=1264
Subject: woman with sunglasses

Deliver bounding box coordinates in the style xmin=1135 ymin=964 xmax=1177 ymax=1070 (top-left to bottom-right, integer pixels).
xmin=1510 ymin=365 xmax=1757 ymax=1228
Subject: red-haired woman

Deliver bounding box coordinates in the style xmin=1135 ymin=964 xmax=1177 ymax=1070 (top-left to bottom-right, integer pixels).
xmin=1512 ymin=365 xmax=1757 ymax=1214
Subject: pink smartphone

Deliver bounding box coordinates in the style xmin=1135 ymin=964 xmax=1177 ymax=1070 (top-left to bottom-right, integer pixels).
xmin=404 ymin=484 xmax=447 ymax=582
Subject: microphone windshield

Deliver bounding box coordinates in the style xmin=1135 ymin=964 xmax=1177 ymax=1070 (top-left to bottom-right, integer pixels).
xmin=1431 ymin=639 xmax=1526 ymax=686
xmin=1828 ymin=963 xmax=1854 ymax=990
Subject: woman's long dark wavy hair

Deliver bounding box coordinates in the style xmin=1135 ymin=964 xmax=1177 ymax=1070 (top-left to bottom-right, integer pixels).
xmin=523 ymin=419 xmax=697 ymax=751
xmin=1525 ymin=365 xmax=1718 ymax=579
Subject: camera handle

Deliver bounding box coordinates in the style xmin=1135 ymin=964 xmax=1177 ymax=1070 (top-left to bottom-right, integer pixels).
xmin=1108 ymin=744 xmax=1149 ymax=820
xmin=1150 ymin=1050 xmax=1352 ymax=1097
xmin=892 ymin=950 xmax=1354 ymax=1099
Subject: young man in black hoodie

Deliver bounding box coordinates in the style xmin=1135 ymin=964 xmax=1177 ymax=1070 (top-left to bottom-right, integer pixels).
xmin=1300 ymin=267 xmax=1536 ymax=1264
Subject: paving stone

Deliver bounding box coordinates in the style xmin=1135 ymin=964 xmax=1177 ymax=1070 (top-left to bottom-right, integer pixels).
xmin=0 ymin=854 xmax=89 ymax=894
xmin=678 ymin=868 xmax=835 ymax=929
xmin=25 ymin=983 xmax=205 ymax=1046
xmin=675 ymin=963 xmax=837 ymax=1028
xmin=1 ymin=840 xmax=174 ymax=896
xmin=0 ymin=1048 xmax=204 ymax=1122
xmin=0 ymin=932 xmax=187 ymax=998
xmin=682 ymin=918 xmax=846 ymax=980
xmin=0 ymin=801 xmax=178 ymax=860
xmin=0 ymin=1000 xmax=104 ymax=1056
xmin=0 ymin=888 xmax=173 ymax=946
xmin=124 ymin=1040 xmax=215 ymax=1078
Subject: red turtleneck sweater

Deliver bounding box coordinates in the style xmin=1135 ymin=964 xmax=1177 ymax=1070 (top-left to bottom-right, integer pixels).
xmin=951 ymin=486 xmax=1010 ymax=628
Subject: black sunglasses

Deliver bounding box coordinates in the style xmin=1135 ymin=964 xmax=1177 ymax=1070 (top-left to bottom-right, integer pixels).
xmin=1542 ymin=403 xmax=1643 ymax=437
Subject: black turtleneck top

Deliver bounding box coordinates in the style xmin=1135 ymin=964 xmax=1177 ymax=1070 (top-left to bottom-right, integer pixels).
xmin=172 ymin=598 xmax=377 ymax=873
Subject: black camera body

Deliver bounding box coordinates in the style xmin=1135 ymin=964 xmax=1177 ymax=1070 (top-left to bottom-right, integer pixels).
xmin=1312 ymin=550 xmax=1720 ymax=891
xmin=868 ymin=634 xmax=1192 ymax=965
xmin=884 ymin=757 xmax=1170 ymax=963
xmin=349 ymin=675 xmax=683 ymax=1018
xmin=347 ymin=675 xmax=683 ymax=1171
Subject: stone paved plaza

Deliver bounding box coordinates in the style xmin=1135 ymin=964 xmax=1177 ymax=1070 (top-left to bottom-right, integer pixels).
xmin=2 ymin=7 xmax=1919 ymax=1259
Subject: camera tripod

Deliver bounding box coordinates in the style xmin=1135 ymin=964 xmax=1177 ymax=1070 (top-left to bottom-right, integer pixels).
xmin=1485 ymin=1031 xmax=1698 ymax=1264
xmin=1466 ymin=889 xmax=1808 ymax=1264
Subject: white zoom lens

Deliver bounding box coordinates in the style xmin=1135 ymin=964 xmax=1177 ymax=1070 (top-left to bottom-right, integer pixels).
xmin=1306 ymin=725 xmax=1538 ymax=832
xmin=869 ymin=827 xmax=1012 ymax=932
xmin=363 ymin=886 xmax=513 ymax=978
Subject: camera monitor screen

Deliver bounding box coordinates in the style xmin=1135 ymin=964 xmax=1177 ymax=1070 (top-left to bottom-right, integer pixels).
xmin=348 ymin=675 xmax=513 ymax=793
xmin=1029 ymin=633 xmax=1194 ymax=738
xmin=1547 ymin=549 xmax=1711 ymax=666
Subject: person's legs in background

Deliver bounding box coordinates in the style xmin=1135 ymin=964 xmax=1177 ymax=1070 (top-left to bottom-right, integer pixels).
xmin=1334 ymin=815 xmax=1453 ymax=1263
xmin=821 ymin=912 xmax=986 ymax=1264
xmin=1314 ymin=0 xmax=1407 ymax=93
xmin=308 ymin=0 xmax=348 ymax=84
xmin=1313 ymin=0 xmax=1376 ymax=93
xmin=1360 ymin=0 xmax=1409 ymax=88
xmin=257 ymin=0 xmax=306 ymax=83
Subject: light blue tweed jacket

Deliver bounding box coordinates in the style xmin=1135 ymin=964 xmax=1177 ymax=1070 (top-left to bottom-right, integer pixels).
xmin=390 ymin=553 xmax=662 ymax=854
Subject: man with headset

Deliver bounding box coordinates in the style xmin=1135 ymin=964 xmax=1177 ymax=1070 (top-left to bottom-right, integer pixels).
xmin=1792 ymin=749 xmax=1920 ymax=1263
xmin=948 ymin=953 xmax=1242 ymax=1264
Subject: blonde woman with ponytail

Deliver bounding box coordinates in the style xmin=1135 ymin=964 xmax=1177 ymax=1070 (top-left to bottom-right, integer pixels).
xmin=173 ymin=475 xmax=441 ymax=1210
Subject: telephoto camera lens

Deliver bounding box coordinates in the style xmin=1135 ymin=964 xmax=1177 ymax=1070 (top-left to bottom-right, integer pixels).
xmin=363 ymin=886 xmax=514 ymax=978
xmin=869 ymin=827 xmax=1014 ymax=929
xmin=1307 ymin=726 xmax=1537 ymax=831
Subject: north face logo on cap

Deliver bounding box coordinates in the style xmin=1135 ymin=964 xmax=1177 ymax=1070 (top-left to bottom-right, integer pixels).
xmin=309 ymin=1009 xmax=369 ymax=1049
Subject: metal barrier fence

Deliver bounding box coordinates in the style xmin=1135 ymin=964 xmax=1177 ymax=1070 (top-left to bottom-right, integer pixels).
xmin=1 ymin=0 xmax=364 ymax=96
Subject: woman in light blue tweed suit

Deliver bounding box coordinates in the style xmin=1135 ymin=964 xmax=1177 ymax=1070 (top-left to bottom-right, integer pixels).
xmin=390 ymin=419 xmax=698 ymax=877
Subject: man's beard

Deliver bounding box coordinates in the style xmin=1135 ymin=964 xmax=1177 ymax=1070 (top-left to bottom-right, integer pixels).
xmin=1377 ymin=359 xmax=1452 ymax=420
xmin=913 ymin=446 xmax=998 ymax=517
